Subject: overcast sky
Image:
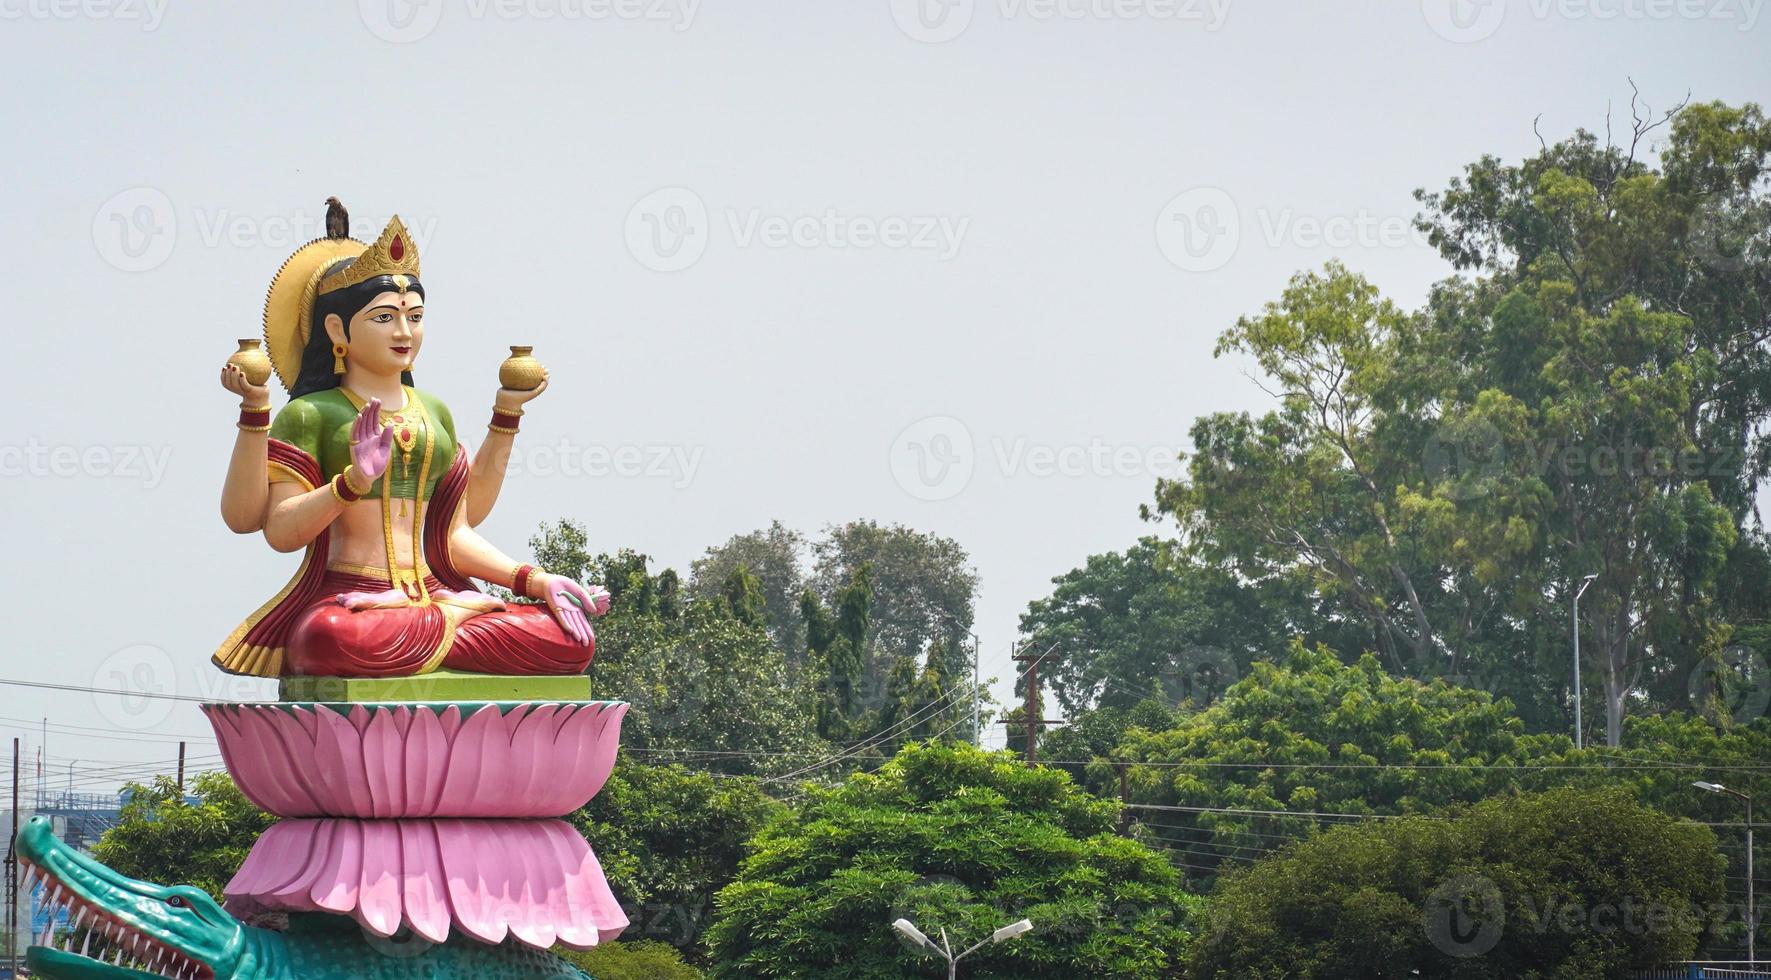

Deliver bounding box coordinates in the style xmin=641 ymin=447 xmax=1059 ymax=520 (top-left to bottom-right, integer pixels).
xmin=0 ymin=1 xmax=1765 ymax=792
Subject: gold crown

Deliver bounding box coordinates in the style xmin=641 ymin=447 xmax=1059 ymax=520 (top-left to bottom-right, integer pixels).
xmin=317 ymin=215 xmax=421 ymax=295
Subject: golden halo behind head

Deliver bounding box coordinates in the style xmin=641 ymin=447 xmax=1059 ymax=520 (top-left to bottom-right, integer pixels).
xmin=263 ymin=201 xmax=425 ymax=391
xmin=263 ymin=236 xmax=363 ymax=390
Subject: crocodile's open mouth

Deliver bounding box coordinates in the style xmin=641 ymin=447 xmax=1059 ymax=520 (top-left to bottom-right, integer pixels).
xmin=19 ymin=856 xmax=215 ymax=980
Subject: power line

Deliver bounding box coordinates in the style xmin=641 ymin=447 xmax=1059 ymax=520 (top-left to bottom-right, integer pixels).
xmin=1139 ymin=836 xmax=1258 ymax=865
xmin=773 ymin=703 xmax=986 ymax=808
xmin=1124 ymin=802 xmax=1422 ymax=821
xmin=1130 ymin=818 xmax=1312 ymax=848
xmin=1038 ymin=756 xmax=1771 ymax=772
xmin=0 ymin=715 xmax=218 ymax=743
xmin=0 ymin=678 xmax=238 ymax=705
xmin=1131 ymin=827 xmax=1274 ymax=859
xmin=766 ymin=661 xmax=1023 ymax=784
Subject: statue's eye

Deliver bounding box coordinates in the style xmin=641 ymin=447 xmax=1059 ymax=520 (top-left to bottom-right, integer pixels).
xmin=167 ymin=896 xmax=187 ymax=908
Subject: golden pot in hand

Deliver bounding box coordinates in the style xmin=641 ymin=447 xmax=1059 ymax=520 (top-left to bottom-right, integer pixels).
xmin=229 ymin=338 xmax=274 ymax=386
xmin=499 ymin=345 xmax=545 ymax=391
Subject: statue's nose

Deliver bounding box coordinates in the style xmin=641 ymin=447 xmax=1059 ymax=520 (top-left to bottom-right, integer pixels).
xmin=29 ymin=815 xmax=49 ymax=827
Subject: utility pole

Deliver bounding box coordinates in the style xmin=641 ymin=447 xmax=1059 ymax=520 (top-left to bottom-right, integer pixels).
xmin=997 ymin=644 xmax=1062 ymax=766
xmin=176 ymin=742 xmax=187 ymax=793
xmin=1116 ymin=762 xmax=1131 ymax=836
xmin=7 ymin=736 xmax=19 ymax=978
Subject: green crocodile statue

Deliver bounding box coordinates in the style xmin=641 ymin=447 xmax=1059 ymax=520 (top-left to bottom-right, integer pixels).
xmin=15 ymin=818 xmax=594 ymax=980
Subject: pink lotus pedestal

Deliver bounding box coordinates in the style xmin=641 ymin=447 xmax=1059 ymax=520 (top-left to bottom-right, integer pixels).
xmin=204 ymin=700 xmax=630 ymax=951
xmin=224 ymin=818 xmax=626 ymax=949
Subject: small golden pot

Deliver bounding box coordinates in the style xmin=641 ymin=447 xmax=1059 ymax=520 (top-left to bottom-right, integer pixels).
xmin=499 ymin=345 xmax=545 ymax=391
xmin=229 ymin=338 xmax=274 ymax=386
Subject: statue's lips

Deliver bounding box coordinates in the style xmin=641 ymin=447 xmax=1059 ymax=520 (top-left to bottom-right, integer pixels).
xmin=18 ymin=856 xmax=213 ymax=980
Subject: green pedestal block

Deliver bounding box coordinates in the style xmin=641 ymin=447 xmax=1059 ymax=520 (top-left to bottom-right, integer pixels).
xmin=277 ymin=669 xmax=592 ymax=704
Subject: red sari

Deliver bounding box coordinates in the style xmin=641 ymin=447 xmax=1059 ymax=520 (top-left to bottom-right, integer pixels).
xmin=213 ymin=440 xmax=591 ymax=679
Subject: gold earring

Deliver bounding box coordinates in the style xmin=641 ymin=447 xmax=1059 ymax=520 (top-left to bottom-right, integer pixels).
xmin=333 ymin=343 xmax=348 ymax=375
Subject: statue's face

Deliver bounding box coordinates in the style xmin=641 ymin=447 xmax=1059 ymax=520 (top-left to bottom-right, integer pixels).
xmin=343 ymin=288 xmax=424 ymax=376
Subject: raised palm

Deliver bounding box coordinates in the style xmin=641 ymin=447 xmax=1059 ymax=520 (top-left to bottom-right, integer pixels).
xmin=351 ymin=398 xmax=395 ymax=483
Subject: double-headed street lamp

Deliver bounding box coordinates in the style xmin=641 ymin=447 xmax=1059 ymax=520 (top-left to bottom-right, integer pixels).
xmin=893 ymin=917 xmax=1033 ymax=979
xmin=1694 ymin=781 xmax=1756 ymax=966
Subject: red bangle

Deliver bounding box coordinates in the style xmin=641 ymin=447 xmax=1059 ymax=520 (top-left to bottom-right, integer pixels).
xmin=332 ymin=472 xmax=364 ymax=503
xmin=239 ymin=406 xmax=271 ymax=431
xmin=489 ymin=410 xmax=522 ymax=434
xmin=513 ymin=564 xmax=536 ymax=596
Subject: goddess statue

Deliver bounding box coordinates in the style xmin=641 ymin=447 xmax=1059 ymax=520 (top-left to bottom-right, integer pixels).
xmin=212 ymin=198 xmax=610 ymax=678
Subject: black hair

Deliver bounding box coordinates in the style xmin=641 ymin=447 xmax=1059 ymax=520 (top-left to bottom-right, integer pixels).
xmin=288 ymin=268 xmax=425 ymax=399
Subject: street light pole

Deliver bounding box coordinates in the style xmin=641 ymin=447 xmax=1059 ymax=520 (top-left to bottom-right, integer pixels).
xmin=968 ymin=631 xmax=980 ymax=747
xmin=941 ymin=622 xmax=984 ymax=747
xmin=1572 ymin=573 xmax=1597 ymax=750
xmin=1695 ymin=781 xmax=1755 ymax=965
xmin=893 ymin=917 xmax=1033 ymax=978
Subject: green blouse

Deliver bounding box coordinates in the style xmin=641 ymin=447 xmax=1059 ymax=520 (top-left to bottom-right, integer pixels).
xmin=268 ymin=386 xmax=458 ymax=501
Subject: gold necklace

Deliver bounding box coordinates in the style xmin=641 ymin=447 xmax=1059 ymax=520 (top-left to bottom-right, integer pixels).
xmin=341 ymin=386 xmax=422 ymax=491
xmin=348 ymin=385 xmax=435 ymax=605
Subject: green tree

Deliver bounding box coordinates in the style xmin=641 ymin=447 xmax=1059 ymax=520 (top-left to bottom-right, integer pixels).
xmin=1575 ymin=712 xmax=1771 ymax=960
xmin=1155 ymin=99 xmax=1771 ymax=743
xmin=573 ymin=759 xmax=783 ymax=954
xmin=689 ymin=521 xmax=810 ymax=655
xmin=802 ymin=565 xmax=876 ymax=744
xmin=810 ymin=522 xmax=981 ymax=749
xmin=1191 ymin=786 xmax=1725 ymax=979
xmin=1019 ymin=537 xmax=1344 ymax=714
xmin=1406 ymin=99 xmax=1771 ymax=744
xmin=718 ymin=564 xmax=768 ymax=629
xmin=1036 ymin=698 xmax=1179 ymax=799
xmin=812 ymin=520 xmax=979 ymax=675
xmin=526 ymin=521 xmax=831 ymax=776
xmin=91 ymin=772 xmax=275 ymax=902
xmin=557 ymin=940 xmax=703 ymax=979
xmin=594 ymin=595 xmax=830 ymax=777
xmin=1112 ymin=642 xmax=1575 ymax=879
xmin=1156 ymin=262 xmax=1551 ymax=713
xmin=1092 ymin=640 xmax=1763 ymax=959
xmin=704 ymin=742 xmax=1202 ymax=979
